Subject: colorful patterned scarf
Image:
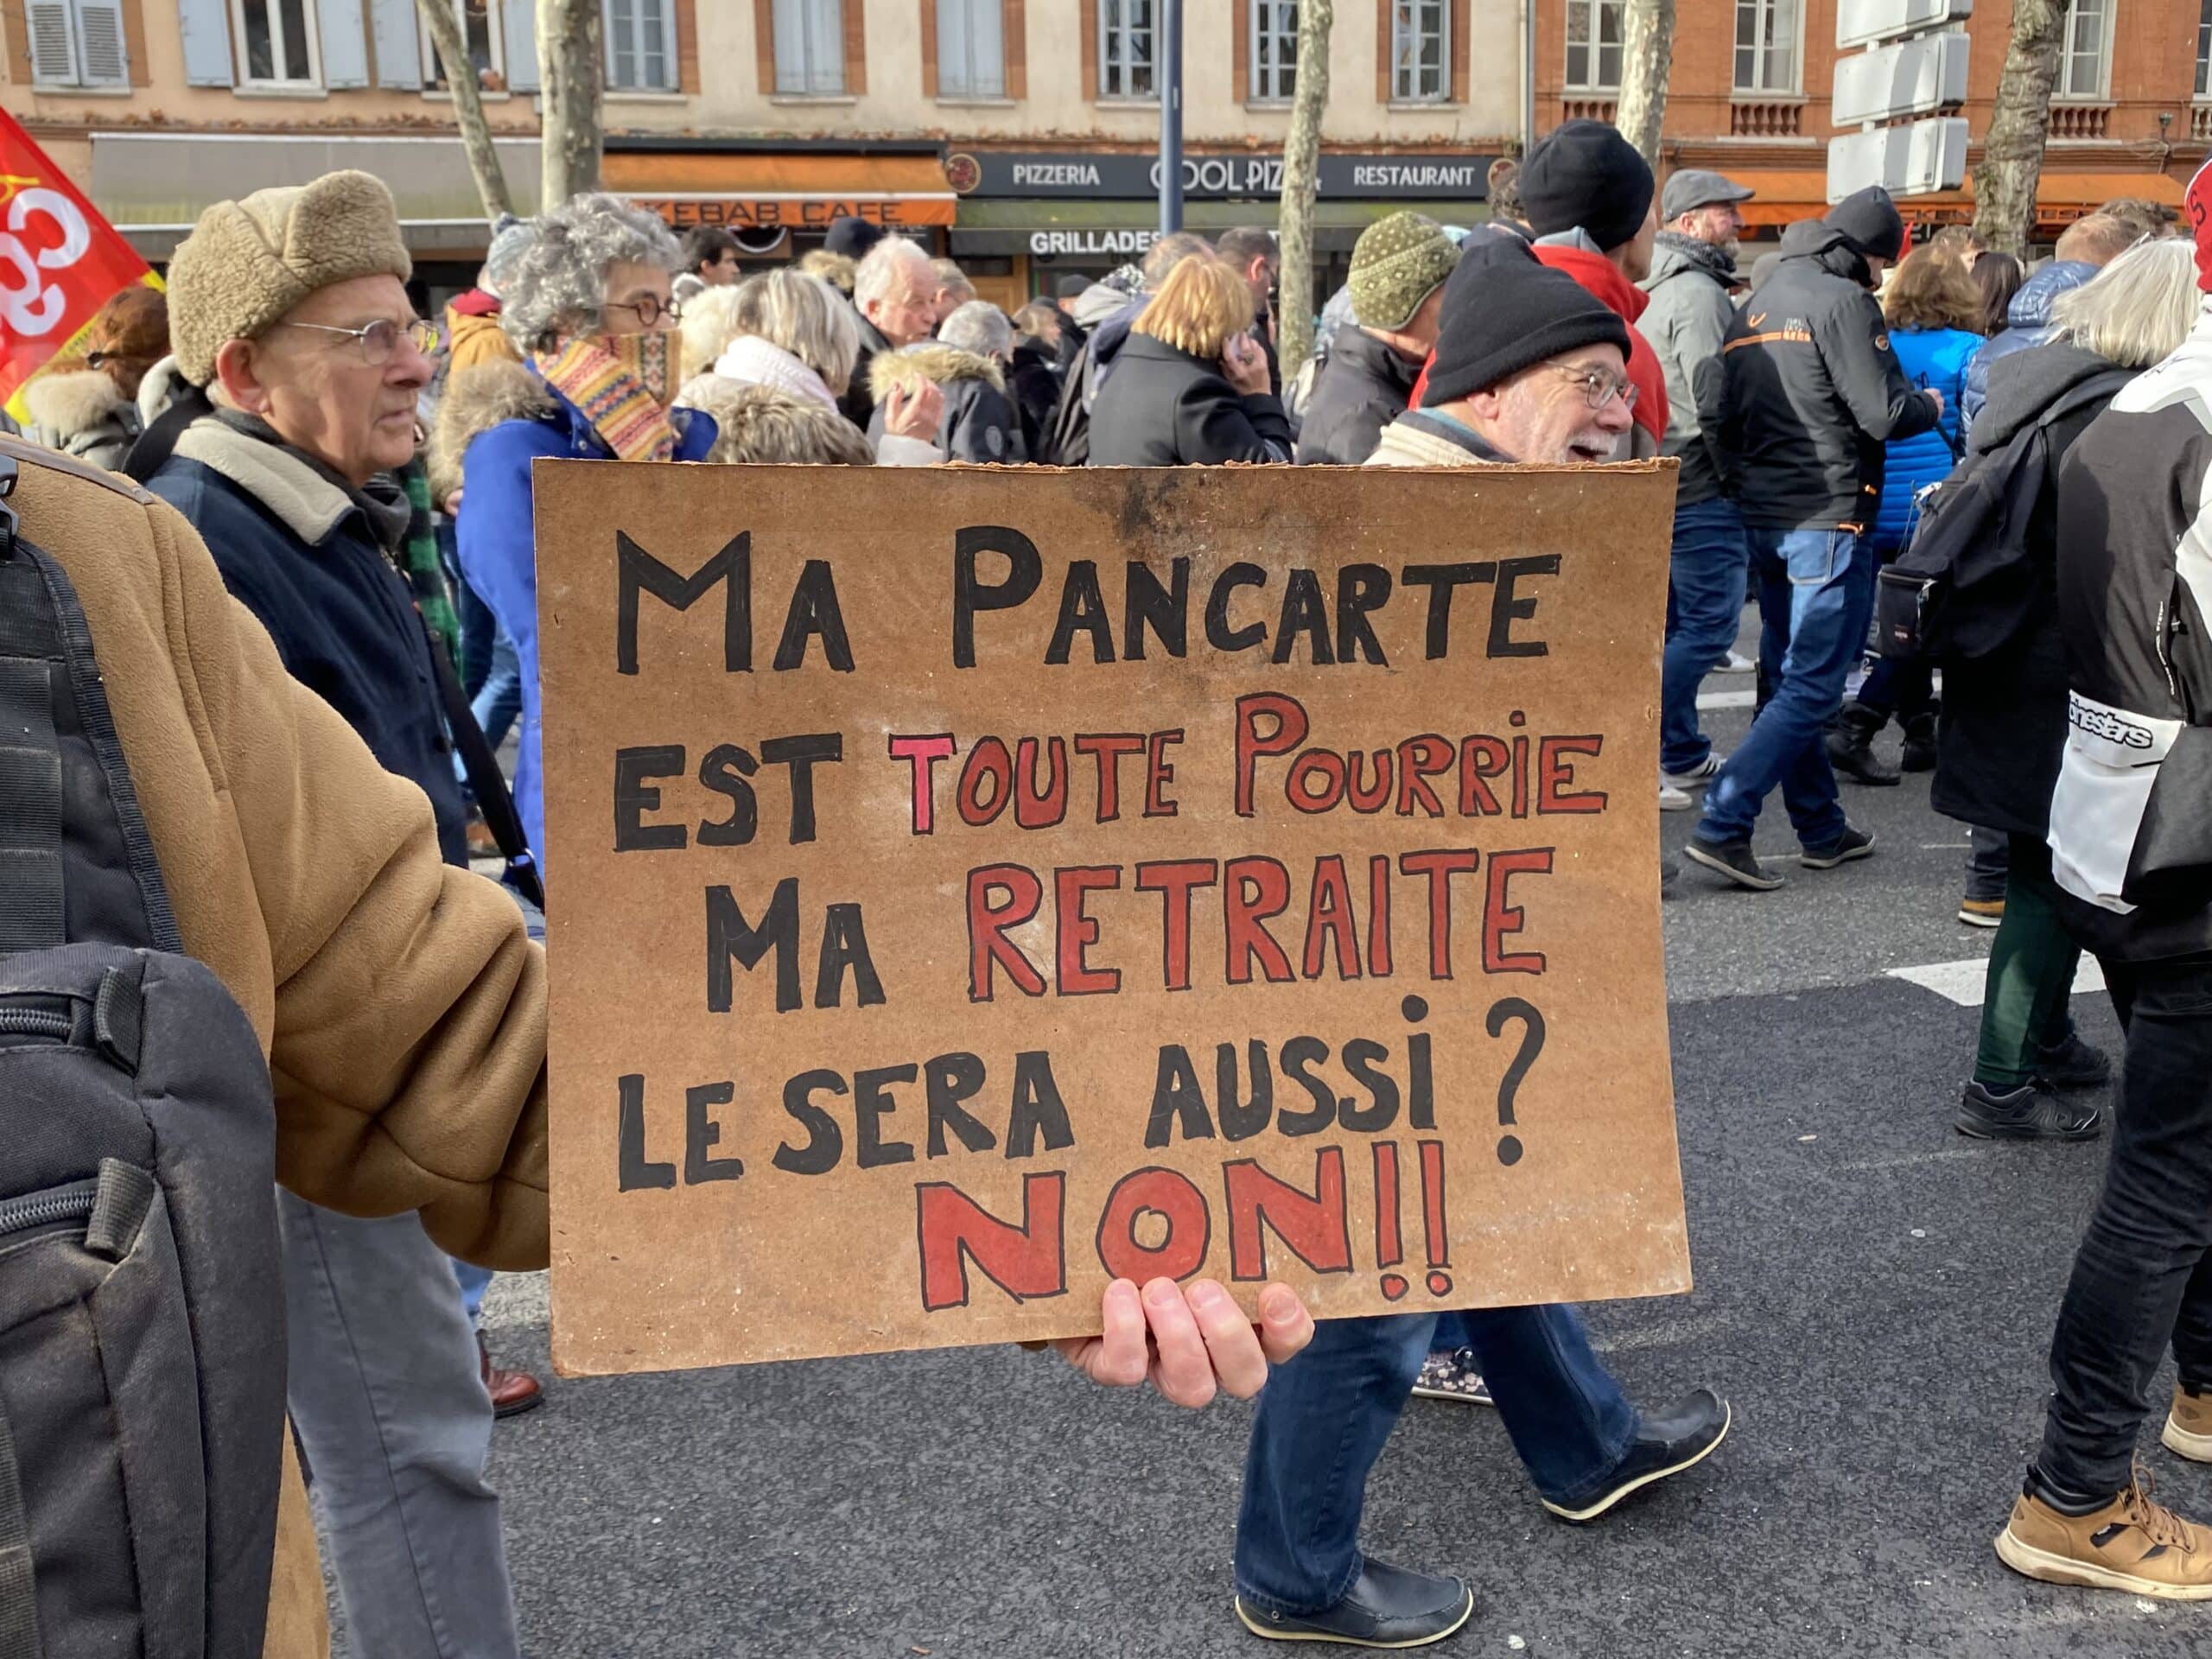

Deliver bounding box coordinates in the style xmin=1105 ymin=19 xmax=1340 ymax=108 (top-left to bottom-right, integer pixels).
xmin=532 ymin=332 xmax=679 ymax=464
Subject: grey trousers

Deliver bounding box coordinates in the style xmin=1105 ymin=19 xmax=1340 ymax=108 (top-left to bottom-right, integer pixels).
xmin=277 ymin=1192 xmax=522 ymax=1659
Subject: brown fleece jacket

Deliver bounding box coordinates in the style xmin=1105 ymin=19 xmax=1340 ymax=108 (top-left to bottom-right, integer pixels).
xmin=2 ymin=437 xmax=550 ymax=1655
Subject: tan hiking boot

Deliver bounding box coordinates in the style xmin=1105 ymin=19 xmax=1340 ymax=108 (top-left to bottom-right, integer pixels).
xmin=1996 ymin=1472 xmax=2212 ymax=1599
xmin=2164 ymin=1383 xmax=2212 ymax=1464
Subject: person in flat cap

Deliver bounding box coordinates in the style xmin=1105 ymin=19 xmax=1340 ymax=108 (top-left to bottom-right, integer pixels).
xmin=1296 ymin=211 xmax=1461 ymax=465
xmin=1685 ymin=184 xmax=1942 ymax=893
xmin=1516 ymin=118 xmax=1671 ymax=458
xmin=146 ymin=168 xmax=537 ymax=1659
xmin=1642 ymin=168 xmax=1755 ymax=808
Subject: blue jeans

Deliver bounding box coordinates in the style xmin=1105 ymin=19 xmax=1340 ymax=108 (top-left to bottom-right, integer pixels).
xmin=1235 ymin=1306 xmax=1637 ymax=1615
xmin=1662 ymin=498 xmax=1750 ymax=775
xmin=452 ymin=628 xmax=522 ymax=790
xmin=1695 ymin=527 xmax=1873 ymax=851
xmin=453 ymin=1259 xmax=494 ymax=1325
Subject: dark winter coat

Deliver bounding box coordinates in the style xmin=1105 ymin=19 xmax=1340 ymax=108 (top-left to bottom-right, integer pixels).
xmin=1295 ymin=325 xmax=1420 ymax=466
xmin=841 ymin=308 xmax=893 ymax=432
xmin=1872 ymin=325 xmax=1980 ymax=553
xmin=1638 ymin=231 xmax=1738 ymax=505
xmin=145 ymin=412 xmax=470 ymax=868
xmin=1961 ymin=260 xmax=2096 ymax=429
xmin=22 ymin=368 xmax=141 ymax=471
xmin=1719 ymin=218 xmax=1941 ymax=531
xmin=1007 ymin=336 xmax=1063 ymax=463
xmin=1085 ymin=333 xmax=1294 ymax=467
xmin=1931 ymin=341 xmax=2132 ymax=842
xmin=865 ymin=342 xmax=1027 ymax=463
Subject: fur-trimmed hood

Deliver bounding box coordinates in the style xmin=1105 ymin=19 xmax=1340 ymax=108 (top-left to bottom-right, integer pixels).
xmin=429 ymin=359 xmax=556 ymax=506
xmin=24 ymin=369 xmax=135 ymax=446
xmin=684 ymin=379 xmax=874 ymax=466
xmin=868 ymin=342 xmax=1006 ymax=401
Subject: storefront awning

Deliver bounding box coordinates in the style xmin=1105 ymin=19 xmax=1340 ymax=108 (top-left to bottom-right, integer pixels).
xmin=1733 ymin=168 xmax=2183 ymax=232
xmin=950 ymin=196 xmax=1490 ymax=259
xmin=601 ymin=149 xmax=956 ymax=236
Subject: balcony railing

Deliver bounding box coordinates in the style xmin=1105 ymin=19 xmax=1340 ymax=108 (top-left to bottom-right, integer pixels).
xmin=2048 ymin=104 xmax=2112 ymax=140
xmin=1729 ymin=100 xmax=1802 ymax=137
xmin=1561 ymin=97 xmax=1618 ymax=124
xmin=2193 ymin=103 xmax=2212 ymax=143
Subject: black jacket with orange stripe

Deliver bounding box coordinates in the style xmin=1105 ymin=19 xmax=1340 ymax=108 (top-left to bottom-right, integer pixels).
xmin=1720 ymin=219 xmax=1942 ymax=531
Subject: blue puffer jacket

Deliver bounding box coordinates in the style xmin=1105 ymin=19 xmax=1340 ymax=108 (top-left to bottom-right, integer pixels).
xmin=1872 ymin=325 xmax=1980 ymax=553
xmin=438 ymin=362 xmax=716 ymax=869
xmin=1960 ymin=260 xmax=2096 ymax=429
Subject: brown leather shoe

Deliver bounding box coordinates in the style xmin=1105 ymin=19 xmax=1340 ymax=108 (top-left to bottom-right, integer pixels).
xmin=478 ymin=1332 xmax=543 ymax=1419
xmin=1996 ymin=1473 xmax=2212 ymax=1599
xmin=466 ymin=817 xmax=500 ymax=858
xmin=2164 ymin=1382 xmax=2212 ymax=1464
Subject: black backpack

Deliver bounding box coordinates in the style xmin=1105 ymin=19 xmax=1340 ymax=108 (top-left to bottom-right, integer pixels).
xmin=0 ymin=451 xmax=285 ymax=1657
xmin=1875 ymin=368 xmax=2131 ymax=665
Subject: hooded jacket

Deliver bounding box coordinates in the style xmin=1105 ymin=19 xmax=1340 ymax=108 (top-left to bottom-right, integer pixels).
xmin=1084 ymin=332 xmax=1295 ymax=467
xmin=1719 ymin=218 xmax=1941 ymax=531
xmin=864 ymin=341 xmax=1027 ymax=463
xmin=1961 ymin=260 xmax=2097 ymax=428
xmin=1530 ymin=235 xmax=1669 ymax=455
xmin=2048 ymin=309 xmax=2212 ymax=962
xmin=443 ymin=291 xmax=519 ymax=374
xmin=436 ymin=361 xmax=717 ymax=863
xmin=1638 ymin=231 xmax=1738 ymax=503
xmin=3 ymin=436 xmax=549 ymax=1659
xmin=1871 ymin=324 xmax=1980 ymax=551
xmin=1931 ymin=341 xmax=2133 ymax=842
xmin=1296 ymin=324 xmax=1421 ymax=466
xmin=22 ymin=367 xmax=141 ymax=471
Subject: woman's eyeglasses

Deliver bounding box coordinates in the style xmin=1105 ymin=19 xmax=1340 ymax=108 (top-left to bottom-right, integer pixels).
xmin=604 ymin=295 xmax=683 ymax=329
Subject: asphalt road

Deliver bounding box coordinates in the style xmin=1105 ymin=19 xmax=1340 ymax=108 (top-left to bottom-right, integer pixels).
xmin=449 ymin=689 xmax=2202 ymax=1659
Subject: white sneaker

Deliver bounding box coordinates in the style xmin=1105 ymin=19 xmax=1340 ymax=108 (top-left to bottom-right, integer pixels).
xmin=1719 ymin=651 xmax=1754 ymax=673
xmin=1660 ymin=781 xmax=1694 ymax=811
xmin=1662 ymin=753 xmax=1726 ymax=791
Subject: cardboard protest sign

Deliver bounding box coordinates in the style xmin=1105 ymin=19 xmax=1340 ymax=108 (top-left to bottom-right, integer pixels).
xmin=534 ymin=461 xmax=1689 ymax=1375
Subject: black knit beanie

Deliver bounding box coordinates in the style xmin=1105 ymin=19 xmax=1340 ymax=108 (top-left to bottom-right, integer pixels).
xmin=1825 ymin=186 xmax=1905 ymax=264
xmin=1421 ymin=235 xmax=1632 ymax=409
xmin=1518 ymin=120 xmax=1656 ymax=251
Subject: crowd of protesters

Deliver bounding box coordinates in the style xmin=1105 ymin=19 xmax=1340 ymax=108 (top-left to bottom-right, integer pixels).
xmin=15 ymin=116 xmax=2212 ymax=1652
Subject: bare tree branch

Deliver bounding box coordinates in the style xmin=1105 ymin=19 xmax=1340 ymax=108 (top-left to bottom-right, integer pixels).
xmin=538 ymin=0 xmax=604 ymax=207
xmin=1613 ymin=0 xmax=1675 ymax=169
xmin=1277 ymin=0 xmax=1333 ymax=378
xmin=421 ymin=0 xmax=514 ymax=220
xmin=1973 ymin=0 xmax=2063 ymax=257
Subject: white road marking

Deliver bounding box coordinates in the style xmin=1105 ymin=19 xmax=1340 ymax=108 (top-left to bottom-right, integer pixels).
xmin=1885 ymin=955 xmax=2107 ymax=1008
xmin=1695 ymin=688 xmax=1758 ymax=711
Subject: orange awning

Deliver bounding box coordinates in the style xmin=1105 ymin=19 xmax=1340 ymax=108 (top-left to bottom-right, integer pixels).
xmin=1732 ymin=168 xmax=2181 ymax=230
xmin=602 ymin=149 xmax=957 ymax=234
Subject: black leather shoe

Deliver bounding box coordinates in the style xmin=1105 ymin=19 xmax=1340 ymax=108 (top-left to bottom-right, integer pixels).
xmin=1542 ymin=1389 xmax=1732 ymax=1522
xmin=2032 ymin=1032 xmax=2113 ymax=1091
xmin=1955 ymin=1079 xmax=2101 ymax=1141
xmin=1235 ymin=1559 xmax=1474 ymax=1649
xmin=1826 ymin=711 xmax=1901 ymax=785
xmin=1684 ymin=836 xmax=1784 ymax=891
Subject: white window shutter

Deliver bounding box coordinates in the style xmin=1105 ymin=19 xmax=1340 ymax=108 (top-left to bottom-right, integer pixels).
xmin=810 ymin=0 xmax=843 ymax=93
xmin=27 ymin=0 xmax=79 ymax=82
xmin=938 ymin=0 xmax=967 ymax=94
xmin=76 ymin=0 xmax=131 ymax=82
xmin=772 ymin=0 xmax=806 ymax=90
xmin=504 ymin=0 xmax=541 ymax=90
xmin=368 ymin=0 xmax=420 ymax=86
xmin=315 ymin=0 xmax=369 ymax=86
xmin=972 ymin=0 xmax=1002 ymax=95
xmin=176 ymin=0 xmax=235 ymax=84
xmin=604 ymin=0 xmax=632 ymax=86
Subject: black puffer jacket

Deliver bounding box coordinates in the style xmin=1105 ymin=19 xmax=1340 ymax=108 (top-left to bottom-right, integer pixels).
xmin=1720 ymin=218 xmax=1941 ymax=530
xmin=1933 ymin=343 xmax=2133 ymax=841
xmin=865 ymin=343 xmax=1027 ymax=463
xmin=1295 ymin=326 xmax=1418 ymax=466
xmin=1086 ymin=333 xmax=1294 ymax=467
xmin=1007 ymin=336 xmax=1063 ymax=466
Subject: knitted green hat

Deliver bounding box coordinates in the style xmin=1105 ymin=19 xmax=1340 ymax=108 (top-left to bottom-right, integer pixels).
xmin=1348 ymin=212 xmax=1461 ymax=331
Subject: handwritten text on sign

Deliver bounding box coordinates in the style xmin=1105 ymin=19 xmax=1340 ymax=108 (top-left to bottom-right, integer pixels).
xmin=534 ymin=462 xmax=1689 ymax=1374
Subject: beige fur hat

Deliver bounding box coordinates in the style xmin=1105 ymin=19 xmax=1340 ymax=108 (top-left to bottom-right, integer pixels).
xmin=167 ymin=169 xmax=413 ymax=387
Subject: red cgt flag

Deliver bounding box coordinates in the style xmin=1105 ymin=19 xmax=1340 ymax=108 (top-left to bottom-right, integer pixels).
xmin=0 ymin=106 xmax=156 ymax=419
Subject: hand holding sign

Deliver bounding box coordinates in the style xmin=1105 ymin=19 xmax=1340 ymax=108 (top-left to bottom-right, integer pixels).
xmin=1053 ymin=1278 xmax=1314 ymax=1406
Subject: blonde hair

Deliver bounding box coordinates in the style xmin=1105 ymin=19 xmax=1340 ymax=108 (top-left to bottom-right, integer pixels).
xmin=1883 ymin=245 xmax=1984 ymax=333
xmin=732 ymin=270 xmax=861 ymax=396
xmin=2054 ymin=237 xmax=2200 ymax=369
xmin=930 ymin=257 xmax=976 ymax=305
xmin=690 ymin=379 xmax=874 ymax=466
xmin=1133 ymin=255 xmax=1254 ymax=359
xmin=797 ymin=248 xmax=856 ymax=296
xmin=679 ymin=279 xmax=756 ymax=382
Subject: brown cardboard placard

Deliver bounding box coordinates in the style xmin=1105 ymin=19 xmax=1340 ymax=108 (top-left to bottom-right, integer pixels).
xmin=533 ymin=459 xmax=1688 ymax=1375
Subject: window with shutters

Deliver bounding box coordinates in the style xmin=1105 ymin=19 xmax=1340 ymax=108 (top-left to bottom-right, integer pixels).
xmin=1097 ymin=0 xmax=1154 ymax=100
xmin=25 ymin=0 xmax=130 ymax=87
xmin=1390 ymin=0 xmax=1448 ymax=102
xmin=2056 ymin=0 xmax=2110 ymax=100
xmin=420 ymin=0 xmax=505 ymax=91
xmin=231 ymin=0 xmax=321 ymax=86
xmin=937 ymin=0 xmax=1004 ymax=99
xmin=772 ymin=0 xmax=845 ymax=93
xmin=1732 ymin=0 xmax=1798 ymax=94
xmin=2198 ymin=0 xmax=2212 ymax=99
xmin=1563 ymin=0 xmax=1621 ymax=92
xmin=607 ymin=0 xmax=677 ymax=90
xmin=1250 ymin=0 xmax=1294 ymax=102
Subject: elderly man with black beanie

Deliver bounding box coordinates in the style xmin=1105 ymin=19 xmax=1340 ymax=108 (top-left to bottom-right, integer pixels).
xmin=1517 ymin=118 xmax=1671 ymax=461
xmin=1684 ymin=185 xmax=1942 ymax=892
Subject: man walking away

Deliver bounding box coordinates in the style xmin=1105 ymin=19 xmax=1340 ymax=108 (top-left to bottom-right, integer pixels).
xmin=1297 ymin=212 xmax=1459 ymax=466
xmin=1685 ymin=186 xmax=1941 ymax=891
xmin=1992 ymin=156 xmax=2212 ymax=1599
xmin=1228 ymin=238 xmax=1732 ymax=1655
xmin=1643 ymin=168 xmax=1756 ymax=807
